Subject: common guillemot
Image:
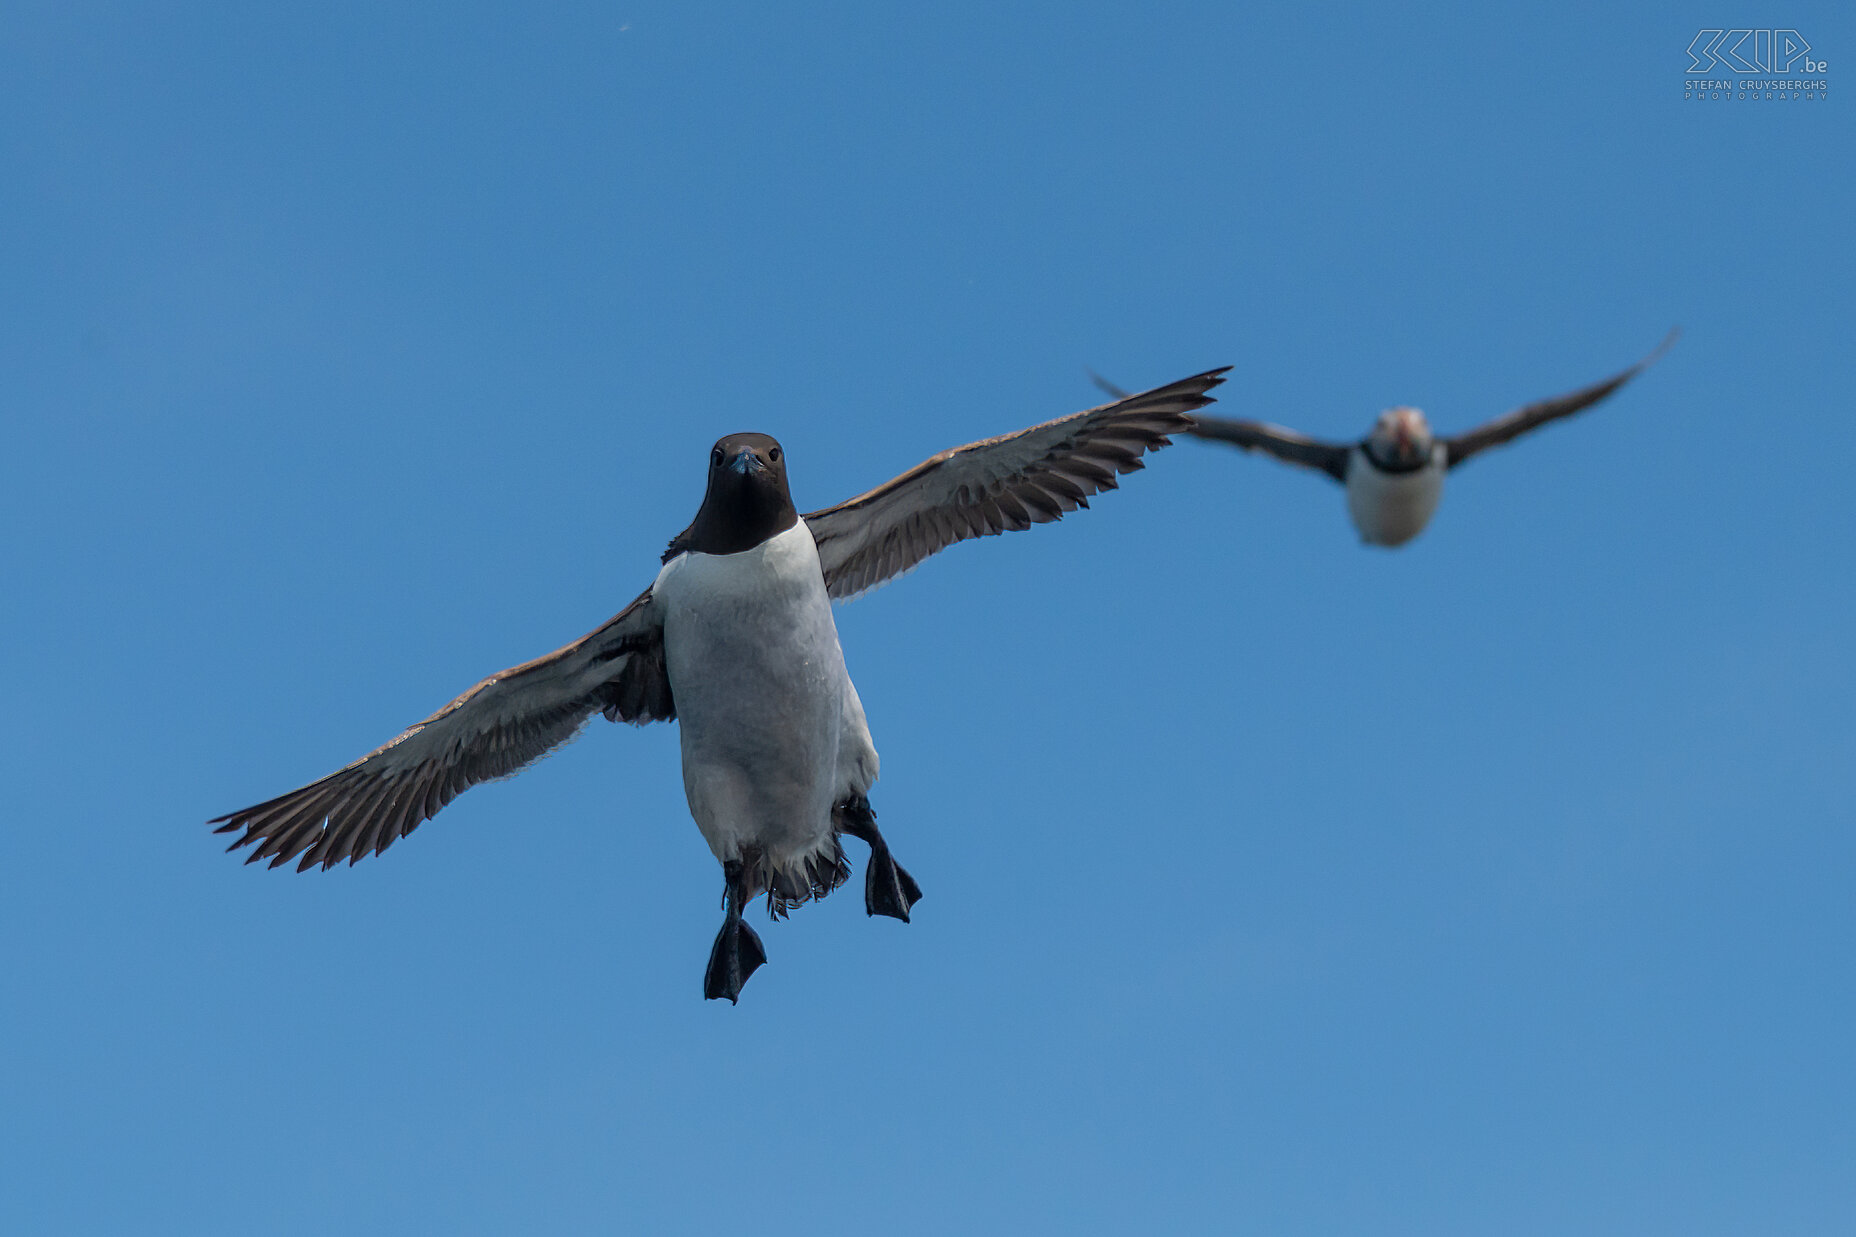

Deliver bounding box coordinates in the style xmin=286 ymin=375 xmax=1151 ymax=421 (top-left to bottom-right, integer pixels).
xmin=210 ymin=369 xmax=1227 ymax=1001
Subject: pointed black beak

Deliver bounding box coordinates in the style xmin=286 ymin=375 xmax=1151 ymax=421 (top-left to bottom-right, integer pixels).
xmin=729 ymin=449 xmax=766 ymax=475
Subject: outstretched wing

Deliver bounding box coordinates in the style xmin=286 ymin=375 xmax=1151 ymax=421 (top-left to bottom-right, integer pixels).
xmin=210 ymin=588 xmax=672 ymax=872
xmin=804 ymin=368 xmax=1228 ymax=600
xmin=1444 ymin=328 xmax=1679 ymax=470
xmin=1086 ymin=370 xmax=1132 ymax=400
xmin=1088 ymin=370 xmax=1349 ymax=484
xmin=1188 ymin=415 xmax=1352 ymax=483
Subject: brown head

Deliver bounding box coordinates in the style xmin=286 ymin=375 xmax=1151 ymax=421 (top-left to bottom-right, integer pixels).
xmin=673 ymin=433 xmax=800 ymax=557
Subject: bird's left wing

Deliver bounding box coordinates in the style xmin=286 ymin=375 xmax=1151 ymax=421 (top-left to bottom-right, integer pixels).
xmin=209 ymin=588 xmax=672 ymax=872
xmin=804 ymin=368 xmax=1227 ymax=600
xmin=1444 ymin=328 xmax=1678 ymax=469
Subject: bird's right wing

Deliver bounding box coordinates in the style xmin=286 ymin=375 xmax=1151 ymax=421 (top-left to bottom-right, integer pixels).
xmin=1085 ymin=370 xmax=1133 ymax=400
xmin=209 ymin=587 xmax=673 ymax=872
xmin=1089 ymin=369 xmax=1351 ymax=483
xmin=1188 ymin=415 xmax=1353 ymax=482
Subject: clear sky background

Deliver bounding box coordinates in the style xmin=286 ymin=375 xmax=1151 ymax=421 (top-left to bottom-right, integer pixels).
xmin=3 ymin=4 xmax=1851 ymax=1234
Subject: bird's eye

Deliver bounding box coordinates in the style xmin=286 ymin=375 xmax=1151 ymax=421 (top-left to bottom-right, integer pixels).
xmin=711 ymin=447 xmax=724 ymax=468
xmin=769 ymin=447 xmax=781 ymax=463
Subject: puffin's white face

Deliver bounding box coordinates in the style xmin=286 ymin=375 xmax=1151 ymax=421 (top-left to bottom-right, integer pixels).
xmin=1368 ymin=406 xmax=1434 ymax=468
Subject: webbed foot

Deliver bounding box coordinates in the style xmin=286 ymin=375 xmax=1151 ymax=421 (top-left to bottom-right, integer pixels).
xmin=704 ymin=858 xmax=767 ymax=1003
xmin=835 ymin=794 xmax=924 ymax=923
xmin=864 ymin=850 xmax=923 ymax=923
xmin=703 ymin=913 xmax=767 ymax=1003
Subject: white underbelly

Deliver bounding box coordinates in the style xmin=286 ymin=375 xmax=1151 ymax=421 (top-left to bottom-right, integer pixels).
xmin=1346 ymin=449 xmax=1445 ymax=547
xmin=653 ymin=522 xmax=876 ymax=864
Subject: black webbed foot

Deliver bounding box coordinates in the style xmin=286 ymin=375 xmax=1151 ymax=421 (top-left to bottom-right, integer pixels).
xmin=703 ymin=915 xmax=766 ymax=1003
xmin=864 ymin=850 xmax=923 ymax=923
xmin=704 ymin=859 xmax=767 ymax=1003
xmin=835 ymin=794 xmax=924 ymax=923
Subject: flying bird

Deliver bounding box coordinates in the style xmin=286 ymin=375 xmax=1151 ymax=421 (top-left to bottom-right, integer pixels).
xmin=1091 ymin=331 xmax=1675 ymax=547
xmin=211 ymin=369 xmax=1228 ymax=1002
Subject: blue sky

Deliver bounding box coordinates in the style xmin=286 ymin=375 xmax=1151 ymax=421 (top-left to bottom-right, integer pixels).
xmin=2 ymin=3 xmax=1851 ymax=1233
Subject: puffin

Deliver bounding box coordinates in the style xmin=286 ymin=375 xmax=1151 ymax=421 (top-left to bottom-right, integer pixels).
xmin=1092 ymin=331 xmax=1675 ymax=547
xmin=210 ymin=369 xmax=1227 ymax=1002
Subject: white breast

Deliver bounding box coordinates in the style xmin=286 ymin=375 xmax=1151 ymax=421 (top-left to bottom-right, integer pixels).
xmin=652 ymin=521 xmax=878 ymax=867
xmin=1345 ymin=446 xmax=1446 ymax=547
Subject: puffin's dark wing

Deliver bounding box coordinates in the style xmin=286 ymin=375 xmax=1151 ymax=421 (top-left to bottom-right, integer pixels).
xmin=805 ymin=367 xmax=1227 ymax=601
xmin=1086 ymin=370 xmax=1132 ymax=400
xmin=1188 ymin=416 xmax=1352 ymax=482
xmin=1089 ymin=369 xmax=1349 ymax=482
xmin=210 ymin=588 xmax=673 ymax=872
xmin=1443 ymin=328 xmax=1678 ymax=470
